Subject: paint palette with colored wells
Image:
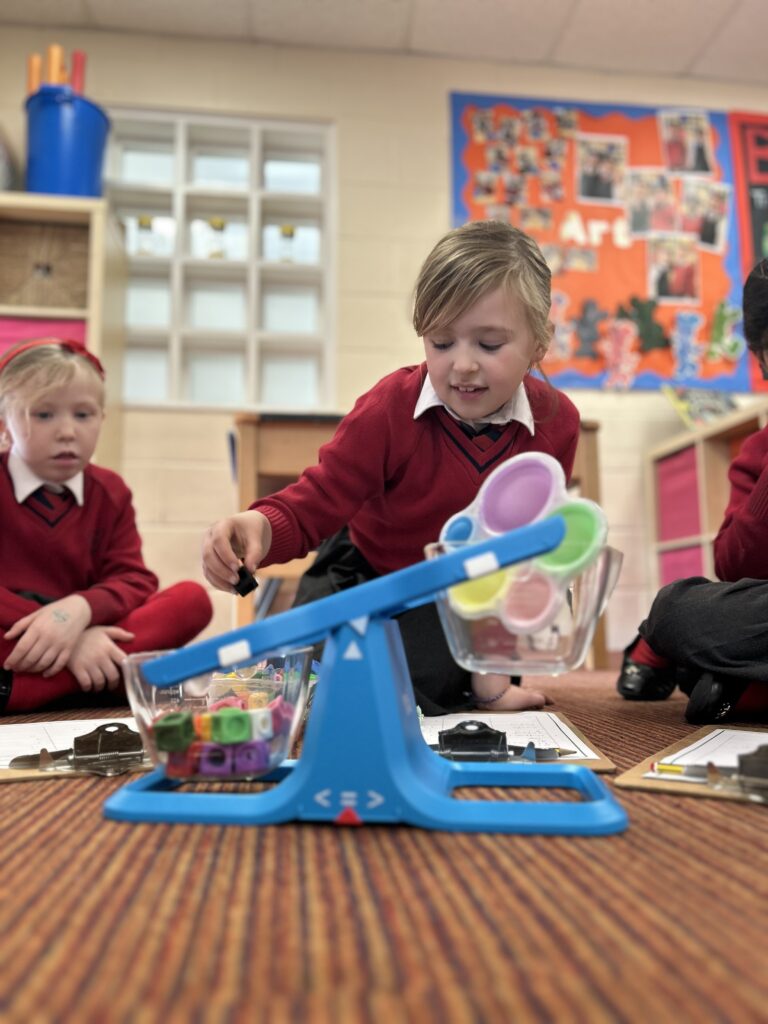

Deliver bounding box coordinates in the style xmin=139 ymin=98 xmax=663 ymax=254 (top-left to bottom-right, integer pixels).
xmin=430 ymin=453 xmax=621 ymax=674
xmin=122 ymin=648 xmax=312 ymax=781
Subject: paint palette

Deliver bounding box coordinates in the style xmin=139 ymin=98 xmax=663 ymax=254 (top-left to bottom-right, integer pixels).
xmin=122 ymin=648 xmax=312 ymax=780
xmin=430 ymin=452 xmax=620 ymax=674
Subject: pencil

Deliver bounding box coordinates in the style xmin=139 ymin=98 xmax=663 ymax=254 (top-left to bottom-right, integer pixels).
xmin=651 ymin=761 xmax=708 ymax=779
xmin=27 ymin=53 xmax=42 ymax=95
xmin=45 ymin=43 xmax=63 ymax=86
xmin=70 ymin=50 xmax=86 ymax=93
xmin=650 ymin=761 xmax=737 ymax=779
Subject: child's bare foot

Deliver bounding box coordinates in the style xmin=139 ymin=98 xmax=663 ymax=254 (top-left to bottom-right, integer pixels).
xmin=472 ymin=672 xmax=553 ymax=712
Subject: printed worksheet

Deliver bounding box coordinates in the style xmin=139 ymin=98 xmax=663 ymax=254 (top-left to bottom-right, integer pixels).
xmin=420 ymin=711 xmax=600 ymax=760
xmin=0 ymin=718 xmax=137 ymax=769
xmin=654 ymin=727 xmax=768 ymax=770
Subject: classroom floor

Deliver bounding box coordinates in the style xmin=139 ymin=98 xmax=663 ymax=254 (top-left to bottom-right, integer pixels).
xmin=1 ymin=670 xmax=766 ymax=1023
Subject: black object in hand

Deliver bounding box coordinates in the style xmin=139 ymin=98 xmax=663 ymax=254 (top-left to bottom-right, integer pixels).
xmin=234 ymin=564 xmax=258 ymax=597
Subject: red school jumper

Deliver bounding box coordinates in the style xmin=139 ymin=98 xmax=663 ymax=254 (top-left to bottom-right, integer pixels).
xmin=252 ymin=364 xmax=580 ymax=572
xmin=0 ymin=454 xmax=212 ymax=712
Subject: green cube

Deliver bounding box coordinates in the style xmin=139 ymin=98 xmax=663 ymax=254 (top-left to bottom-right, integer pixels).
xmin=153 ymin=711 xmax=195 ymax=752
xmin=211 ymin=706 xmax=251 ymax=745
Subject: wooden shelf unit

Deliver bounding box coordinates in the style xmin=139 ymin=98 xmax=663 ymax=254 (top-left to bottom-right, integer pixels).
xmin=647 ymin=400 xmax=768 ymax=589
xmin=0 ymin=191 xmax=126 ymax=469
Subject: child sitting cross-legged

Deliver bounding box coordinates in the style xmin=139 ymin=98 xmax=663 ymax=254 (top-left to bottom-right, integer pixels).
xmin=617 ymin=259 xmax=768 ymax=724
xmin=202 ymin=221 xmax=582 ymax=715
xmin=0 ymin=338 xmax=213 ymax=713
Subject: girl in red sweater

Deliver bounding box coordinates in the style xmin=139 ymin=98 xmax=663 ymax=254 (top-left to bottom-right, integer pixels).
xmin=617 ymin=259 xmax=768 ymax=723
xmin=203 ymin=221 xmax=581 ymax=715
xmin=0 ymin=339 xmax=213 ymax=713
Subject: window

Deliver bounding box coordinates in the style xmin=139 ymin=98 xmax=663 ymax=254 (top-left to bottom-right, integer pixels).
xmin=106 ymin=111 xmax=335 ymax=410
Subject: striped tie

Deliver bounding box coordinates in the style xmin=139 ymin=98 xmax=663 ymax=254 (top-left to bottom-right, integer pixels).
xmin=26 ymin=486 xmax=76 ymax=526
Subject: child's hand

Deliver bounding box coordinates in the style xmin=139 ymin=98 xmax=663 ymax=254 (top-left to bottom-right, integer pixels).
xmin=471 ymin=672 xmax=553 ymax=712
xmin=3 ymin=595 xmax=92 ymax=676
xmin=202 ymin=510 xmax=272 ymax=592
xmin=67 ymin=626 xmax=135 ymax=691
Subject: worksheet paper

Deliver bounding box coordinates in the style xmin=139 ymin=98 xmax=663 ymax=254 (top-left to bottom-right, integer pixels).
xmin=643 ymin=727 xmax=768 ymax=782
xmin=0 ymin=718 xmax=138 ymax=769
xmin=419 ymin=711 xmax=599 ymax=760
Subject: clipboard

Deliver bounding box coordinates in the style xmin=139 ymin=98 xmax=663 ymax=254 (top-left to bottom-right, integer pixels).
xmin=615 ymin=724 xmax=768 ymax=801
xmin=420 ymin=710 xmax=616 ymax=772
xmin=0 ymin=717 xmax=149 ymax=783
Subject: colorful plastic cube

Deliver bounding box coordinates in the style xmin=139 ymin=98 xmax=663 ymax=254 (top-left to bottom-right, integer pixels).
xmin=249 ymin=708 xmax=274 ymax=740
xmin=193 ymin=712 xmax=213 ymax=741
xmin=165 ymin=742 xmax=203 ymax=778
xmin=152 ymin=711 xmax=195 ymax=752
xmin=209 ymin=695 xmax=247 ymax=712
xmin=234 ymin=740 xmax=270 ymax=774
xmin=247 ymin=690 xmax=271 ymax=710
xmin=211 ymin=707 xmax=251 ymax=745
xmin=198 ymin=742 xmax=233 ymax=777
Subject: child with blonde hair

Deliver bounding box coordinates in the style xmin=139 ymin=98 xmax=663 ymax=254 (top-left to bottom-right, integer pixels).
xmin=0 ymin=338 xmax=212 ymax=712
xmin=203 ymin=221 xmax=581 ymax=714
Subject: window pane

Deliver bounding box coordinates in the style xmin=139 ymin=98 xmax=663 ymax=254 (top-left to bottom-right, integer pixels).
xmin=122 ymin=212 xmax=176 ymax=258
xmin=260 ymin=354 xmax=319 ymax=407
xmin=126 ymin=278 xmax=171 ymax=329
xmin=185 ymin=351 xmax=246 ymax=405
xmin=263 ymin=158 xmax=321 ymax=194
xmin=262 ymin=284 xmax=319 ymax=333
xmin=191 ymin=150 xmax=249 ymax=189
xmin=189 ymin=216 xmax=248 ymax=261
xmin=120 ymin=144 xmax=174 ymax=186
xmin=262 ymin=220 xmax=321 ymax=264
xmin=187 ymin=281 xmax=246 ymax=331
xmin=124 ymin=348 xmax=168 ymax=402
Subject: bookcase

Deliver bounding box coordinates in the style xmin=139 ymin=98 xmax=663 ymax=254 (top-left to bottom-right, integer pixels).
xmin=647 ymin=400 xmax=768 ymax=588
xmin=0 ymin=191 xmax=126 ymax=468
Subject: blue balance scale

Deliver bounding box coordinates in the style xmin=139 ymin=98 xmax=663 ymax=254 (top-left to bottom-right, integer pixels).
xmin=104 ymin=518 xmax=628 ymax=835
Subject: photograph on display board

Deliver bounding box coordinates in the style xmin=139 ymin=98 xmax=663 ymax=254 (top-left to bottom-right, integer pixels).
xmin=729 ymin=111 xmax=768 ymax=392
xmin=451 ymin=92 xmax=750 ymax=392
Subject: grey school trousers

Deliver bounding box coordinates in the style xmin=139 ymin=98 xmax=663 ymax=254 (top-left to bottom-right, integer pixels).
xmin=640 ymin=576 xmax=768 ymax=681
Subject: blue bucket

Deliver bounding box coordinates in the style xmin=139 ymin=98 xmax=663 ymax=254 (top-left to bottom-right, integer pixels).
xmin=26 ymin=85 xmax=110 ymax=197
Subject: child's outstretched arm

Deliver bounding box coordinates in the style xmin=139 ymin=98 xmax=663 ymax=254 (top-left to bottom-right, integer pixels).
xmin=202 ymin=510 xmax=272 ymax=592
xmin=3 ymin=594 xmax=92 ymax=677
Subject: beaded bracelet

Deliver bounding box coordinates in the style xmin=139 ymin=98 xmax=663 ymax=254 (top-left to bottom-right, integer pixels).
xmin=474 ymin=683 xmax=511 ymax=705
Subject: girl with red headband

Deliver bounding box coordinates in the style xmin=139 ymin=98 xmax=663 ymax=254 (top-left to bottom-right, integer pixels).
xmin=0 ymin=339 xmax=212 ymax=712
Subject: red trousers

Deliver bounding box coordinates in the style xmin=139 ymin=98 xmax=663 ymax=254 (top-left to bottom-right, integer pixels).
xmin=1 ymin=582 xmax=213 ymax=713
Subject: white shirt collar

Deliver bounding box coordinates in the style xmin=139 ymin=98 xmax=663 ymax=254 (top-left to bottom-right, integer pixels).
xmin=8 ymin=449 xmax=85 ymax=505
xmin=413 ymin=373 xmax=535 ymax=434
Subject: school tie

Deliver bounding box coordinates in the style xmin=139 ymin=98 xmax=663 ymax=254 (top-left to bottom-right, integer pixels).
xmin=26 ymin=485 xmax=76 ymax=526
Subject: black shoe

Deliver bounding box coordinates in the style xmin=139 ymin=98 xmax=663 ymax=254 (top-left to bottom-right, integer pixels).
xmin=684 ymin=672 xmax=747 ymax=725
xmin=616 ymin=639 xmax=678 ymax=701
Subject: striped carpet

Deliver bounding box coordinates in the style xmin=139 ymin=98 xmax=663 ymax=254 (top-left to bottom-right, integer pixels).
xmin=1 ymin=672 xmax=767 ymax=1023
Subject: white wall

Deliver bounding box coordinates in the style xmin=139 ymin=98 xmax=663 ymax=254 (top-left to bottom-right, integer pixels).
xmin=2 ymin=25 xmax=767 ymax=647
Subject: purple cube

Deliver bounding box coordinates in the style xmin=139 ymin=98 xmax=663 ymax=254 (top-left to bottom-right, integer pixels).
xmin=234 ymin=740 xmax=270 ymax=775
xmin=198 ymin=742 xmax=233 ymax=777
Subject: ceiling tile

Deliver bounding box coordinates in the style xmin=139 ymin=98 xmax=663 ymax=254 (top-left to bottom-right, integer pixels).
xmin=551 ymin=0 xmax=737 ymax=75
xmin=409 ymin=0 xmax=578 ymax=63
xmin=689 ymin=0 xmax=768 ymax=84
xmin=248 ymin=0 xmax=412 ymax=51
xmin=88 ymin=0 xmax=251 ymax=39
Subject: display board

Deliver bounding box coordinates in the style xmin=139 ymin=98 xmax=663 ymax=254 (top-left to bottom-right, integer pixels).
xmin=451 ymin=93 xmax=756 ymax=392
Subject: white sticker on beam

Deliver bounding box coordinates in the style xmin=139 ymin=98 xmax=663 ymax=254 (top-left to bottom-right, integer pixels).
xmin=218 ymin=639 xmax=252 ymax=667
xmin=463 ymin=552 xmax=500 ymax=578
